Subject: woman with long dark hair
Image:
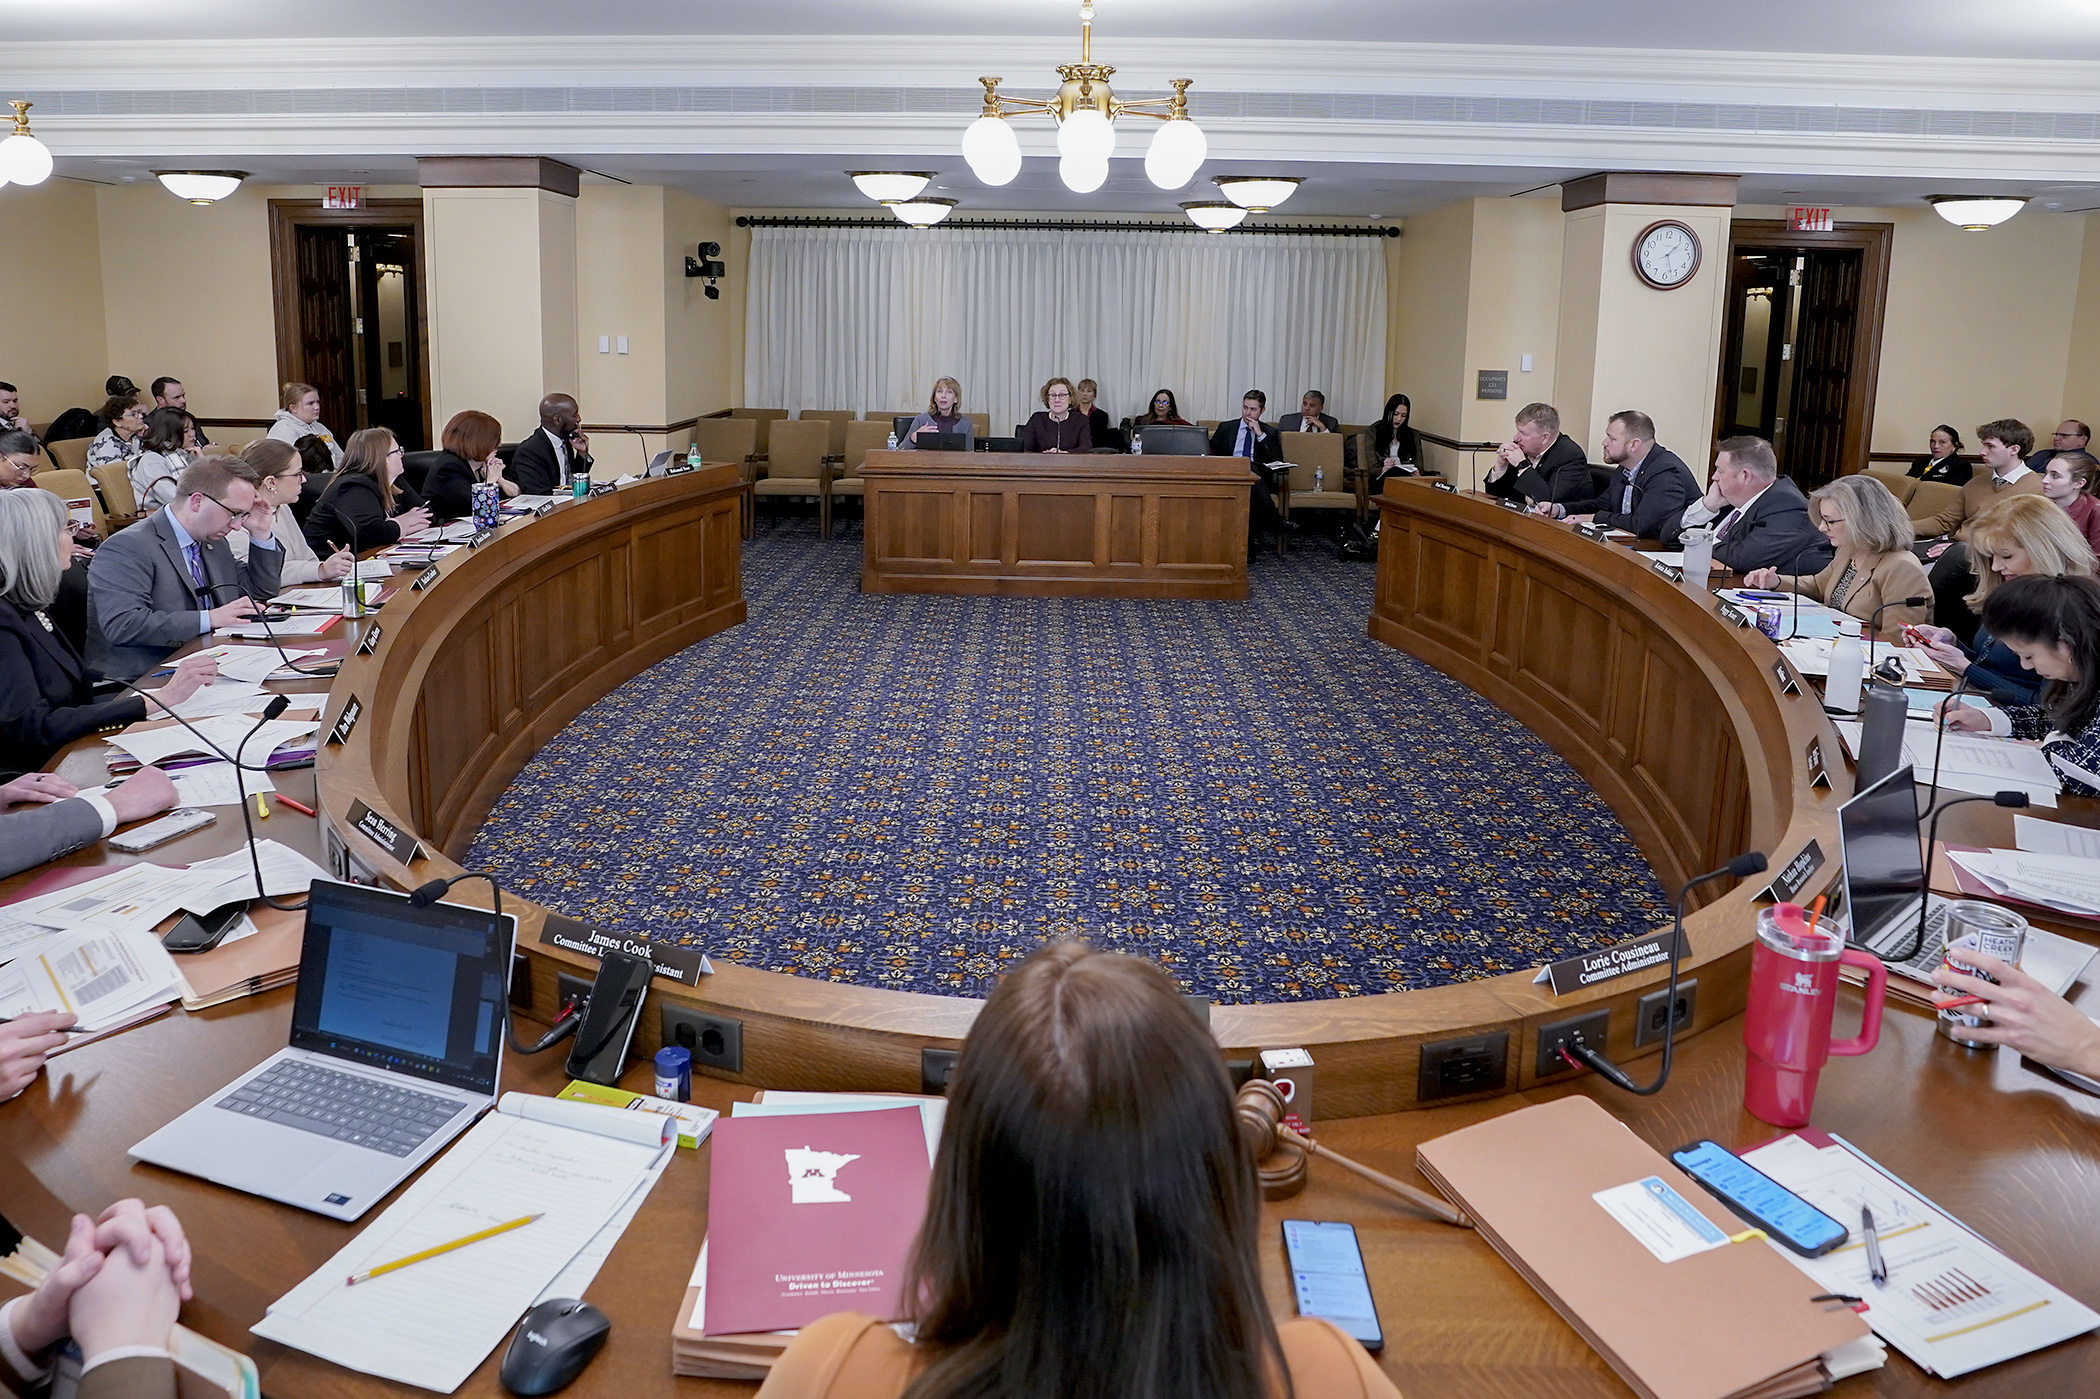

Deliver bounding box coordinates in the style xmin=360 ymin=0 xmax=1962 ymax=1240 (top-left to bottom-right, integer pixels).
xmin=1940 ymin=573 xmax=2100 ymax=796
xmin=301 ymin=427 xmax=431 ymax=554
xmin=1366 ymin=393 xmax=1420 ymax=484
xmin=127 ymin=407 xmax=196 ymax=513
xmin=1137 ymin=388 xmax=1190 ymax=426
xmin=757 ymin=942 xmax=1398 ymax=1399
xmin=1908 ymin=424 xmax=1971 ymax=485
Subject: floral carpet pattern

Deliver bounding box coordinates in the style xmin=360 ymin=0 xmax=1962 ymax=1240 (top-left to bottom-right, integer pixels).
xmin=470 ymin=516 xmax=1671 ymax=1004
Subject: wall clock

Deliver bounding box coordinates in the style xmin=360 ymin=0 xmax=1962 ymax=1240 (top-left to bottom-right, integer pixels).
xmin=1632 ymin=219 xmax=1701 ymax=290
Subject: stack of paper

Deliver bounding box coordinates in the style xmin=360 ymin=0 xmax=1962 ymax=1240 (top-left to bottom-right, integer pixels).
xmin=215 ymin=613 xmax=337 ymax=639
xmin=403 ymin=520 xmax=478 ymax=544
xmin=0 ymin=926 xmax=186 ymax=1035
xmin=1832 ymin=722 xmax=2061 ymax=806
xmin=1781 ymin=639 xmax=1938 ymax=682
xmin=1946 ymin=850 xmax=2100 ymax=917
xmin=106 ymin=715 xmax=319 ymax=768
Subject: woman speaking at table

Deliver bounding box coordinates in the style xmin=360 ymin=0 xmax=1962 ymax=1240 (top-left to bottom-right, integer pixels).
xmin=897 ymin=378 xmax=973 ymax=451
xmin=1740 ymin=473 xmax=1929 ymax=639
xmin=301 ymin=428 xmax=432 ymax=554
xmin=1021 ymin=378 xmax=1091 ymax=454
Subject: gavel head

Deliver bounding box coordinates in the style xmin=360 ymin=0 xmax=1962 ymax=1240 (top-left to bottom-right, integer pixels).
xmin=1235 ymin=1079 xmax=1307 ymax=1199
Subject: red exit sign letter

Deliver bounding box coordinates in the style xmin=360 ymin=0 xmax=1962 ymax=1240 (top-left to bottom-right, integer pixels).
xmin=1787 ymin=206 xmax=1833 ymax=232
xmin=325 ymin=185 xmax=365 ymax=210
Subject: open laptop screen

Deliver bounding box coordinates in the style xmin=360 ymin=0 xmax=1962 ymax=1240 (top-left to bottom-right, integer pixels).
xmin=289 ymin=882 xmax=513 ymax=1093
xmin=1839 ymin=764 xmax=1923 ymax=947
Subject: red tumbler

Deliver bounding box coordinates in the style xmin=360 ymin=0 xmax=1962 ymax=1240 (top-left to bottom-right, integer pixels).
xmin=1742 ymin=902 xmax=1888 ymax=1126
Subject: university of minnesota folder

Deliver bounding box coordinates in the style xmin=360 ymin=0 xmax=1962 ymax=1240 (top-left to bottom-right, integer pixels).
xmin=1417 ymin=1097 xmax=1875 ymax=1399
xmin=703 ymin=1105 xmax=931 ymax=1335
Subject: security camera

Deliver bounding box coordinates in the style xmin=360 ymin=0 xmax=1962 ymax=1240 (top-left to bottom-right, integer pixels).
xmin=704 ymin=282 xmax=720 ymax=300
xmin=698 ymin=240 xmax=721 ymax=258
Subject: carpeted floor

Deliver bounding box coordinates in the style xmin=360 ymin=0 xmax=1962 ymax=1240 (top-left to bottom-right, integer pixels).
xmin=470 ymin=514 xmax=1672 ymax=1004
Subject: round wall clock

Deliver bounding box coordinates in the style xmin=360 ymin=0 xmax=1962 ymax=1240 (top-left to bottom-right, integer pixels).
xmin=1632 ymin=219 xmax=1702 ymax=290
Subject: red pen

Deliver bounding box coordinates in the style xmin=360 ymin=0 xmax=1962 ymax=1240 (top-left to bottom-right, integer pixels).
xmin=275 ymin=794 xmax=318 ymax=817
xmin=1936 ymin=994 xmax=1988 ymax=1010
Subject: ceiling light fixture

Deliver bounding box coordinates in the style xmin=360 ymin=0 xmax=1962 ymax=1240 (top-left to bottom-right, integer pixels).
xmin=1928 ymin=195 xmax=2028 ymax=231
xmin=154 ymin=170 xmax=247 ymax=205
xmin=1213 ymin=175 xmax=1302 ymax=212
xmin=1181 ymin=201 xmax=1248 ymax=233
xmin=849 ymin=171 xmax=934 ymax=203
xmin=0 ymin=101 xmax=53 ymax=188
xmin=962 ymin=0 xmax=1206 ymax=194
xmin=886 ymin=197 xmax=958 ymax=228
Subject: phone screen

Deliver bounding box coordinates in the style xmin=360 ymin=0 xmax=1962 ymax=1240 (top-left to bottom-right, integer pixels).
xmin=1282 ymin=1220 xmax=1382 ymax=1350
xmin=1671 ymin=1140 xmax=1848 ymax=1255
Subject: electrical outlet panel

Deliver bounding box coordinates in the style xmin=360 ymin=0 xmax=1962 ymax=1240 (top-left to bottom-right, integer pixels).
xmin=1417 ymin=1032 xmax=1510 ymax=1101
xmin=1535 ymin=1009 xmax=1611 ymax=1078
xmin=661 ymin=1005 xmax=743 ymax=1075
xmin=1635 ymin=979 xmax=1699 ymax=1048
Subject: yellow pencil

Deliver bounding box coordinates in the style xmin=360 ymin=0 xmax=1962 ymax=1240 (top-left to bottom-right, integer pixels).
xmin=344 ymin=1213 xmax=543 ymax=1286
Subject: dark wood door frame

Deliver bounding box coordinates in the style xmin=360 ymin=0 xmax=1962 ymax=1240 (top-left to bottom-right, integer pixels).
xmin=1712 ymin=220 xmax=1891 ymax=480
xmin=267 ymin=199 xmax=433 ymax=449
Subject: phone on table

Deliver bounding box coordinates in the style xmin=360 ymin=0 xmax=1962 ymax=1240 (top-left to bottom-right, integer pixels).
xmin=162 ymin=900 xmax=248 ymax=954
xmin=563 ymin=950 xmax=654 ymax=1086
xmin=1736 ymin=590 xmax=1790 ymax=601
xmin=107 ymin=807 xmax=215 ymax=853
xmin=1281 ymin=1220 xmax=1383 ymax=1352
xmin=1669 ymin=1139 xmax=1848 ymax=1257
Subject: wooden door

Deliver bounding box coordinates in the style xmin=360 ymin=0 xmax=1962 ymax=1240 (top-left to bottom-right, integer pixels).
xmin=294 ymin=225 xmax=356 ymax=439
xmin=1785 ymin=249 xmax=1862 ymax=491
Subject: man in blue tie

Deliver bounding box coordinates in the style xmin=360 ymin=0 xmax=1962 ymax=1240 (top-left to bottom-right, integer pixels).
xmin=1209 ymin=390 xmax=1290 ymax=542
xmin=87 ymin=454 xmax=284 ymax=680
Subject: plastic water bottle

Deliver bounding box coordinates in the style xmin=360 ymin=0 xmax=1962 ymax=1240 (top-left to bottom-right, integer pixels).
xmin=1131 ymin=432 xmax=1142 ymax=455
xmin=686 ymin=443 xmax=700 ymax=469
xmin=1315 ymin=465 xmax=1325 ymax=493
xmin=1826 ymin=632 xmax=1865 ymax=714
xmin=886 ymin=430 xmax=898 ymax=451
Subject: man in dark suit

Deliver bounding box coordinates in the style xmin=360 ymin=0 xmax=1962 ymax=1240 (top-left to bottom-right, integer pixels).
xmin=86 ymin=455 xmax=284 ymax=680
xmin=1532 ymin=410 xmax=1699 ymax=540
xmin=2028 ymin=419 xmax=2089 ymax=476
xmin=1209 ymin=390 xmax=1290 ymax=538
xmin=0 ymin=768 xmax=177 ymax=880
xmin=1485 ymin=402 xmax=1592 ymax=505
xmin=506 ymin=393 xmax=594 ymax=496
xmin=1660 ymin=435 xmax=1834 ymax=576
xmin=1278 ymin=390 xmax=1339 ymax=436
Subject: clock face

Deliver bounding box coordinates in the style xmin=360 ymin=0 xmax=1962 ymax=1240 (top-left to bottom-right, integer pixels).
xmin=1634 ymin=220 xmax=1701 ymax=289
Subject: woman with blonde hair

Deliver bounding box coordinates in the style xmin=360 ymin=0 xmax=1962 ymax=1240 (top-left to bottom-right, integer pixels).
xmin=1912 ymin=492 xmax=2096 ymax=705
xmin=300 ymin=427 xmax=431 ymax=554
xmin=226 ymin=439 xmax=352 ymax=584
xmin=267 ymin=381 xmax=343 ymax=466
xmin=898 ymin=378 xmax=972 ymax=451
xmin=1020 ymin=377 xmax=1090 ymax=454
xmin=1742 ymin=473 xmax=1929 ymax=639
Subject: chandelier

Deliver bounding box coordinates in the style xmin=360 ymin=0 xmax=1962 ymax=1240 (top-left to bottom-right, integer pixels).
xmin=0 ymin=101 xmax=53 ymax=189
xmin=960 ymin=1 xmax=1207 ymax=194
xmin=1928 ymin=195 xmax=2027 ymax=232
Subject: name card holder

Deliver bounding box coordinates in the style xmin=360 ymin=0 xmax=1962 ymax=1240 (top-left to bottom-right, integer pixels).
xmin=1496 ymin=496 xmax=1525 ymax=513
xmin=412 ymin=564 xmax=441 ymax=591
xmin=1650 ymin=559 xmax=1684 ymax=582
xmin=326 ymin=694 xmax=362 ymax=745
xmin=1538 ymin=928 xmax=1694 ymax=996
xmin=538 ymin=913 xmax=712 ymax=987
xmin=1715 ymin=601 xmax=1753 ymax=628
xmin=533 ymin=501 xmax=558 ymax=517
xmin=588 ymin=481 xmax=617 ymax=498
xmin=1761 ymin=839 xmax=1826 ymax=904
xmin=1772 ymin=657 xmax=1800 ymax=696
xmin=345 ymin=797 xmax=423 ymax=865
xmin=1805 ymin=736 xmax=1832 ymax=789
xmin=468 ymin=527 xmax=495 ymax=549
xmin=1575 ymin=522 xmax=1610 ymax=542
xmin=1430 ymin=479 xmax=1457 ymax=494
xmin=666 ymin=462 xmax=696 ymax=476
xmin=356 ymin=625 xmax=382 ymax=657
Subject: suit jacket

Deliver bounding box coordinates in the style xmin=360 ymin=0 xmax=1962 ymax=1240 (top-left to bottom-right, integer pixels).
xmin=1779 ymin=546 xmax=1932 ymax=639
xmin=1485 ymin=432 xmax=1591 ymax=505
xmin=1669 ymin=477 xmax=1835 ymax=576
xmin=1563 ymin=445 xmax=1699 ymax=539
xmin=1279 ymin=412 xmax=1340 ymax=434
xmin=506 ymin=427 xmax=591 ymax=496
xmin=1020 ymin=412 xmax=1091 ymax=453
xmin=420 ymin=450 xmax=481 ymax=521
xmin=1209 ymin=418 xmax=1284 ymax=465
xmin=303 ymin=472 xmax=424 ymax=554
xmin=1907 ymin=453 xmax=1973 ymax=486
xmin=0 ymin=596 xmax=145 ymax=775
xmin=1911 ymin=469 xmax=2046 ymax=539
xmin=0 ymin=796 xmax=107 ymax=878
xmin=86 ymin=508 xmax=283 ymax=681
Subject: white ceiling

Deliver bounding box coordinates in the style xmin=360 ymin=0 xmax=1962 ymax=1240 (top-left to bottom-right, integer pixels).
xmin=9 ymin=0 xmax=2100 ymax=59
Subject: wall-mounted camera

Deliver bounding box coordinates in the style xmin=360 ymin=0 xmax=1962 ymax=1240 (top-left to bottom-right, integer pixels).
xmin=685 ymin=241 xmax=726 ymax=298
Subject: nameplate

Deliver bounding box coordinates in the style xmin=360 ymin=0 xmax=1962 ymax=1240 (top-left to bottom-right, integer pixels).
xmin=1541 ymin=928 xmax=1692 ymax=996
xmin=1762 ymin=839 xmax=1827 ymax=905
xmin=1575 ymin=523 xmax=1610 ymax=542
xmin=533 ymin=501 xmax=557 ymax=517
xmin=1772 ymin=657 xmax=1800 ymax=696
xmin=412 ymin=564 xmax=441 ymax=591
xmin=538 ymin=914 xmax=711 ymax=988
xmin=1806 ymin=736 xmax=1832 ymax=789
xmin=345 ymin=798 xmax=423 ymax=865
xmin=588 ymin=482 xmax=617 ymax=497
xmin=326 ymin=694 xmax=362 ymax=745
xmin=1430 ymin=479 xmax=1457 ymax=494
xmin=356 ymin=625 xmax=382 ymax=657
xmin=468 ymin=527 xmax=495 ymax=549
xmin=1496 ymin=496 xmax=1525 ymax=512
xmin=1650 ymin=559 xmax=1684 ymax=582
xmin=665 ymin=462 xmax=695 ymax=476
xmin=1715 ymin=601 xmax=1753 ymax=628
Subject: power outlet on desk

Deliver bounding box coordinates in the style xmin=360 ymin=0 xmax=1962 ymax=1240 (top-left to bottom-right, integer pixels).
xmin=1635 ymin=979 xmax=1698 ymax=1048
xmin=554 ymin=971 xmax=592 ymax=1018
xmin=1535 ymin=1009 xmax=1611 ymax=1078
xmin=662 ymin=1005 xmax=743 ymax=1075
xmin=1416 ymin=1032 xmax=1510 ymax=1101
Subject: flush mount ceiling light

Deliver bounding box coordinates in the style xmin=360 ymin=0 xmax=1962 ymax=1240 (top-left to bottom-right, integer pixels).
xmin=0 ymin=101 xmax=53 ymax=189
xmin=886 ymin=196 xmax=958 ymax=228
xmin=961 ymin=0 xmax=1206 ymax=194
xmin=849 ymin=171 xmax=934 ymax=203
xmin=1181 ymin=201 xmax=1248 ymax=233
xmin=1213 ymin=175 xmax=1302 ymax=212
xmin=154 ymin=171 xmax=247 ymax=204
xmin=1928 ymin=195 xmax=2028 ymax=231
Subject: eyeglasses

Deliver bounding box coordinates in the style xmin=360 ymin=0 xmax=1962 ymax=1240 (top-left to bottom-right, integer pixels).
xmin=1818 ymin=515 xmax=1846 ymax=529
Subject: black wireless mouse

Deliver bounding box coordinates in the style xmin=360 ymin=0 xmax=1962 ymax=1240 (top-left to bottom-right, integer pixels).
xmin=500 ymin=1298 xmax=610 ymax=1395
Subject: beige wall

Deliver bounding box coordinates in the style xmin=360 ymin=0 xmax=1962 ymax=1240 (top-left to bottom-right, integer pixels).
xmin=663 ymin=189 xmax=735 ymax=426
xmin=1386 ymin=198 xmax=1474 ymax=444
xmin=2063 ymin=214 xmax=2100 ymax=434
xmin=576 ymin=184 xmax=670 ymax=432
xmin=0 ymin=179 xmax=109 ymax=420
xmin=424 ymin=186 xmax=581 ymax=442
xmin=1460 ymin=198 xmax=1563 ymax=445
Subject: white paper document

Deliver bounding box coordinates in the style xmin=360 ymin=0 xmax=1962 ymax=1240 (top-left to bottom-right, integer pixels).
xmin=7 ymin=863 xmax=216 ymax=935
xmin=165 ymin=761 xmax=279 ymax=809
xmin=0 ymin=927 xmax=184 ymax=1031
xmin=1741 ymin=1134 xmax=2100 ymax=1377
xmin=1782 ymin=639 xmax=1935 ymax=681
xmin=1947 ymin=849 xmax=2100 ymax=917
xmin=215 ymin=613 xmax=336 ymax=639
xmin=271 ymin=588 xmax=352 ymax=610
xmin=182 ymin=840 xmax=331 ymax=906
xmin=253 ymin=1098 xmax=669 ymax=1392
xmin=148 ymin=683 xmax=273 ymax=720
xmin=188 ymin=644 xmax=330 ymax=683
xmin=1833 ymin=723 xmax=2060 ymax=807
xmin=2013 ymin=815 xmax=2100 ymax=859
xmin=732 ymin=1090 xmax=947 ymax=1165
xmin=105 ymin=715 xmax=318 ymax=767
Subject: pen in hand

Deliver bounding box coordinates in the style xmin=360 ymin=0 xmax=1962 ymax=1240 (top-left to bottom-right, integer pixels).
xmin=1861 ymin=1206 xmax=1887 ymax=1287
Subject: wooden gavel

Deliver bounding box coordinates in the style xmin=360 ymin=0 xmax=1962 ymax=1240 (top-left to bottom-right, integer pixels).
xmin=1236 ymin=1080 xmax=1471 ymax=1229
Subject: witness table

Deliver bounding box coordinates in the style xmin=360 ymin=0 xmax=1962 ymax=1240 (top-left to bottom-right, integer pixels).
xmin=859 ymin=451 xmax=1250 ymax=598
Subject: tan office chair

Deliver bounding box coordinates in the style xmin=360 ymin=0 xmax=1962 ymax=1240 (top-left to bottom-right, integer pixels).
xmin=36 ymin=469 xmax=108 ymax=538
xmin=800 ymin=410 xmax=855 ymax=458
xmin=832 ymin=421 xmax=893 ymax=536
xmin=1197 ymin=420 xmax=1220 ymax=435
xmin=43 ymin=436 xmax=92 ymax=474
xmin=1866 ymin=467 xmax=1962 ymax=523
xmin=690 ymin=417 xmax=758 ymax=468
xmin=751 ymin=418 xmax=835 ymax=535
xmin=1279 ymin=433 xmax=1354 ymax=527
xmin=966 ymin=412 xmax=990 ymax=442
xmin=730 ymin=408 xmax=790 ymax=458
xmin=89 ymin=460 xmax=140 ymax=521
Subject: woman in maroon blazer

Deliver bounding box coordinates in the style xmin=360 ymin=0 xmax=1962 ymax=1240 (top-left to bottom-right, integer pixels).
xmin=1020 ymin=378 xmax=1091 ymax=454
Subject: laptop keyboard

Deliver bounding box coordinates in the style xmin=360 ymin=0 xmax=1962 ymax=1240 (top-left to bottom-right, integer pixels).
xmin=215 ymin=1059 xmax=466 ymax=1157
xmin=1867 ymin=898 xmax=1952 ymax=980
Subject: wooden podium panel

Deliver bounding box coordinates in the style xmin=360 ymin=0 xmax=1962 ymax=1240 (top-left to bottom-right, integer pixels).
xmin=861 ymin=451 xmax=1250 ymax=597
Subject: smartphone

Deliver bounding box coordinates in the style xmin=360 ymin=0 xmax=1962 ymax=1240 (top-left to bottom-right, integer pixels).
xmin=1736 ymin=590 xmax=1790 ymax=600
xmin=563 ymin=950 xmax=654 ymax=1086
xmin=1670 ymin=1139 xmax=1849 ymax=1257
xmin=1281 ymin=1220 xmax=1383 ymax=1352
xmin=163 ymin=900 xmax=248 ymax=953
xmin=107 ymin=807 xmax=215 ymax=853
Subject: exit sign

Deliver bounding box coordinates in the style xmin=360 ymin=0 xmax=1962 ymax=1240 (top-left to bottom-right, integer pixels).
xmin=325 ymin=185 xmax=365 ymax=210
xmin=1787 ymin=206 xmax=1833 ymax=232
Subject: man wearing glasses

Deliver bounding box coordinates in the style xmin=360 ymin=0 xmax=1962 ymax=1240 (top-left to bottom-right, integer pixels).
xmin=86 ymin=455 xmax=283 ymax=680
xmin=2028 ymin=419 xmax=2091 ymax=475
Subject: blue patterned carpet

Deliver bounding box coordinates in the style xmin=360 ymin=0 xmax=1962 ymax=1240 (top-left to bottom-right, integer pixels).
xmin=469 ymin=516 xmax=1671 ymax=1003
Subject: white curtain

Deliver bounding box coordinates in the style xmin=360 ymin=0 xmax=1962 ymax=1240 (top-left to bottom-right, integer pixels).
xmin=745 ymin=224 xmax=1387 ymax=433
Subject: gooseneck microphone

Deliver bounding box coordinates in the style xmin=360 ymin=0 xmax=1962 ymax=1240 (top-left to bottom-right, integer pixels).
xmin=1864 ymin=595 xmax=1930 ymax=675
xmin=408 ymin=871 xmax=572 ymax=1055
xmin=197 ymin=578 xmax=340 ymax=680
xmin=1926 ymin=667 xmax=2023 ymax=814
xmin=1885 ymin=790 xmax=2031 ymax=965
xmin=1563 ymin=850 xmax=1768 ymax=1096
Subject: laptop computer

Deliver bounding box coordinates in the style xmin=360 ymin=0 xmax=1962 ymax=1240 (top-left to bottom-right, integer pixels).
xmin=1838 ymin=764 xmax=1950 ymax=975
xmin=131 ymin=880 xmax=516 ymax=1220
xmin=918 ymin=432 xmax=968 ymax=452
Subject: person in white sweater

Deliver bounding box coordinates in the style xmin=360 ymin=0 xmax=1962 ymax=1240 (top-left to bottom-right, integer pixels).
xmin=266 ymin=381 xmax=343 ymax=466
xmin=126 ymin=408 xmax=195 ymax=513
xmin=224 ymin=440 xmax=352 ymax=585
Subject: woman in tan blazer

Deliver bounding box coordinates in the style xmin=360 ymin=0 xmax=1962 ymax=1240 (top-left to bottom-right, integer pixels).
xmin=1743 ymin=473 xmax=1929 ymax=640
xmin=754 ymin=942 xmax=1401 ymax=1399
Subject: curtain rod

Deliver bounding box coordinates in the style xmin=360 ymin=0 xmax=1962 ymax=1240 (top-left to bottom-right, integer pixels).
xmin=735 ymin=215 xmax=1400 ymax=237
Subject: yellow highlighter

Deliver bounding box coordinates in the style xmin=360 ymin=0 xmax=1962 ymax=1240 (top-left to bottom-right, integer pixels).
xmin=254 ymin=792 xmax=269 ymax=819
xmin=345 ymin=1212 xmax=543 ymax=1286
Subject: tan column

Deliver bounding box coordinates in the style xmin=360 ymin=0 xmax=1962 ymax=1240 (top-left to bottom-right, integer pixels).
xmin=1554 ymin=173 xmax=1737 ymax=476
xmin=419 ymin=158 xmax=581 ymax=443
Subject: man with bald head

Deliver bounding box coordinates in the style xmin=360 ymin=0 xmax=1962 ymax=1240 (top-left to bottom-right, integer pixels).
xmin=505 ymin=392 xmax=593 ymax=497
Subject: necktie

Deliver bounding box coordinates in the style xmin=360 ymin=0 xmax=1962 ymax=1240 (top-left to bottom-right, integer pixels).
xmin=184 ymin=541 xmax=206 ymax=593
xmin=1239 ymin=424 xmax=1254 ymax=459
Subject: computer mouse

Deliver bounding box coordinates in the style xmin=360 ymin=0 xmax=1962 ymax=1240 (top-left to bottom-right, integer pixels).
xmin=500 ymin=1298 xmax=610 ymax=1395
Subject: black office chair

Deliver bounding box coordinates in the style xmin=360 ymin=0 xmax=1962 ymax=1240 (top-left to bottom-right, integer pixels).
xmin=1589 ymin=465 xmax=1614 ymax=497
xmin=399 ymin=450 xmax=445 ymax=497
